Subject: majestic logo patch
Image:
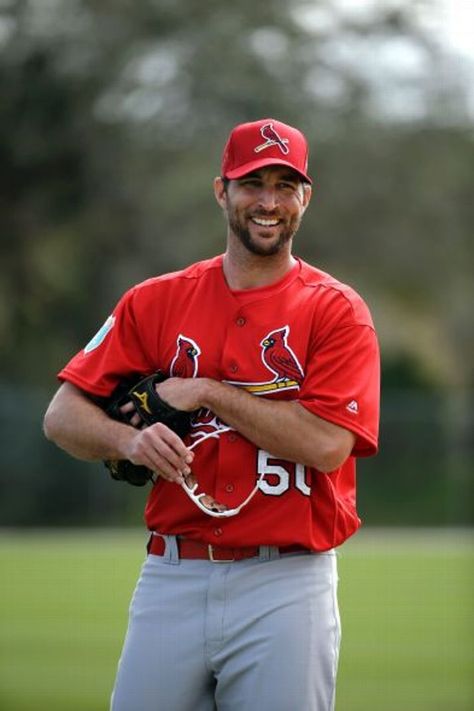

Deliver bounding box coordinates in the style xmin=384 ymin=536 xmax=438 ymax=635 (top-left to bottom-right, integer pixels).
xmin=346 ymin=400 xmax=359 ymax=414
xmin=170 ymin=334 xmax=201 ymax=378
xmin=254 ymin=122 xmax=290 ymax=155
xmin=84 ymin=315 xmax=115 ymax=353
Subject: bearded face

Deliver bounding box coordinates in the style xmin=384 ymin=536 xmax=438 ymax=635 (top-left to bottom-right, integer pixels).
xmin=226 ymin=197 xmax=303 ymax=256
xmin=220 ymin=167 xmax=309 ymax=258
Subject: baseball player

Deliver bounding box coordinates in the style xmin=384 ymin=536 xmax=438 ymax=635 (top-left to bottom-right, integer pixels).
xmin=44 ymin=118 xmax=380 ymax=711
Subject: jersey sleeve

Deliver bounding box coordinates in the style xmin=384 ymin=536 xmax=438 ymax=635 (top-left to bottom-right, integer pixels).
xmin=58 ymin=287 xmax=154 ymax=397
xmin=299 ymin=291 xmax=380 ymax=457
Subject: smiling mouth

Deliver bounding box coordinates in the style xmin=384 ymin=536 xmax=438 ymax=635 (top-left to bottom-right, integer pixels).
xmin=250 ymin=217 xmax=281 ymax=227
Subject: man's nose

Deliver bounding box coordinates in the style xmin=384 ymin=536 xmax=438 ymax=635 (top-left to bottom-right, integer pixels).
xmin=257 ymin=186 xmax=279 ymax=211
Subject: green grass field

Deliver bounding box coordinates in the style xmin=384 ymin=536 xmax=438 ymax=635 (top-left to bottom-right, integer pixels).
xmin=0 ymin=528 xmax=472 ymax=711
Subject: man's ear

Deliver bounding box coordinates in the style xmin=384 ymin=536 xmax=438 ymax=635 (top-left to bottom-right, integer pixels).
xmin=214 ymin=177 xmax=227 ymax=209
xmin=301 ymin=183 xmax=312 ymax=212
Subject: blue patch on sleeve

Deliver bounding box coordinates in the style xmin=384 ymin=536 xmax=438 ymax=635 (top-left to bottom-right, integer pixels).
xmin=84 ymin=315 xmax=116 ymax=353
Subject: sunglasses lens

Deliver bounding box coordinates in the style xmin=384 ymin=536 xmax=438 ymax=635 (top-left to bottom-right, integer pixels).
xmin=200 ymin=493 xmax=228 ymax=513
xmin=182 ymin=473 xmax=197 ymax=489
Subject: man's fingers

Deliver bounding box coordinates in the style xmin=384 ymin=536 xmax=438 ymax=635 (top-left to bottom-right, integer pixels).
xmin=148 ymin=423 xmax=195 ymax=464
xmin=125 ymin=423 xmax=194 ymax=485
xmin=119 ymin=401 xmax=142 ymax=428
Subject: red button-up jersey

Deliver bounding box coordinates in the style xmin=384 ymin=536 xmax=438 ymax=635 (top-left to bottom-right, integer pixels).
xmin=59 ymin=255 xmax=380 ymax=551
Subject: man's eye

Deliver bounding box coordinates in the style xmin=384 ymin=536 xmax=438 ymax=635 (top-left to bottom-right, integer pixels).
xmin=241 ymin=179 xmax=261 ymax=188
xmin=278 ymin=182 xmax=297 ymax=191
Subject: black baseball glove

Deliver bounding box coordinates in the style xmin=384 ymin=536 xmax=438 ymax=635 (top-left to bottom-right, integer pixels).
xmin=102 ymin=372 xmax=193 ymax=486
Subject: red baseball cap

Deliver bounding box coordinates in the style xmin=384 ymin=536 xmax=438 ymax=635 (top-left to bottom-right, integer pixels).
xmin=221 ymin=118 xmax=312 ymax=184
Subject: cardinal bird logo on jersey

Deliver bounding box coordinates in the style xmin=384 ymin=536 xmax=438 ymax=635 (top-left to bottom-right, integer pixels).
xmin=254 ymin=123 xmax=290 ymax=155
xmin=170 ymin=334 xmax=201 ymax=378
xmin=260 ymin=326 xmax=304 ymax=384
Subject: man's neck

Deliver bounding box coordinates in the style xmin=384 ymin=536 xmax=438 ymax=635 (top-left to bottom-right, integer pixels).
xmin=222 ymin=248 xmax=297 ymax=291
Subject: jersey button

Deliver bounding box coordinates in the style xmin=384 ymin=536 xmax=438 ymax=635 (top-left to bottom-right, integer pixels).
xmin=214 ymin=527 xmax=223 ymax=537
xmin=228 ymin=433 xmax=237 ymax=443
xmin=236 ymin=317 xmax=246 ymax=327
xmin=225 ymin=483 xmax=234 ymax=493
xmin=229 ymin=363 xmax=238 ymax=374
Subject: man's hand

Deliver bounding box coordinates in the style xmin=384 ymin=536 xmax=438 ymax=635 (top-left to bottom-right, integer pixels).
xmin=121 ymin=422 xmax=195 ymax=485
xmin=43 ymin=381 xmax=196 ymax=486
xmin=154 ymin=377 xmax=210 ymax=412
xmin=100 ymin=372 xmax=198 ymax=486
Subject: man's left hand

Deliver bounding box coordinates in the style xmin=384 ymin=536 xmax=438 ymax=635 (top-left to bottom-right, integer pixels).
xmin=155 ymin=377 xmax=211 ymax=412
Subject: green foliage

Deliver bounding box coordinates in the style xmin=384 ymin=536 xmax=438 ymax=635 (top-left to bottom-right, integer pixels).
xmin=0 ymin=0 xmax=472 ymax=387
xmin=382 ymin=353 xmax=439 ymax=391
xmin=0 ymin=2 xmax=472 ymax=527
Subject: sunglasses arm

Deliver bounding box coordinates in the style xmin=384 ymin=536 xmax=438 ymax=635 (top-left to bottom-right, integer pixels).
xmin=182 ymin=425 xmax=267 ymax=518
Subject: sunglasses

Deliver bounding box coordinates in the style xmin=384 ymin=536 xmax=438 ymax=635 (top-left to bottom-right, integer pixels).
xmin=181 ymin=427 xmax=264 ymax=518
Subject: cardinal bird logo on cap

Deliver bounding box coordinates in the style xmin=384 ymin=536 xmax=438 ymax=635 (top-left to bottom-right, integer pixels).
xmin=170 ymin=334 xmax=201 ymax=378
xmin=254 ymin=123 xmax=290 ymax=155
xmin=260 ymin=326 xmax=304 ymax=384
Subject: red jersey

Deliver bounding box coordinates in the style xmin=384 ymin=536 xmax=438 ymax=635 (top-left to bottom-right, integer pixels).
xmin=59 ymin=255 xmax=380 ymax=551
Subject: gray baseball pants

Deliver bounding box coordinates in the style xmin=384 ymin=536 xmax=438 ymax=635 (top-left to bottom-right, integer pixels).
xmin=110 ymin=535 xmax=341 ymax=711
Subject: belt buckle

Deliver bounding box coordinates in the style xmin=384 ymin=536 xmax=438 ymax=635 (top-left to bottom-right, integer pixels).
xmin=208 ymin=544 xmax=235 ymax=563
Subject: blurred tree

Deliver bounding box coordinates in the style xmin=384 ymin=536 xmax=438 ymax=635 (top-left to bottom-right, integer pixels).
xmin=0 ymin=0 xmax=471 ymax=389
xmin=0 ymin=0 xmax=472 ymax=526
